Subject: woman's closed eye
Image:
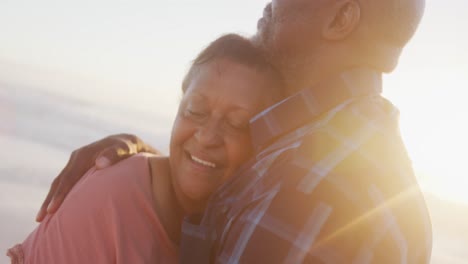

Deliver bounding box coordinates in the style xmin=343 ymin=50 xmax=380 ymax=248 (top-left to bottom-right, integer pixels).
xmin=184 ymin=108 xmax=207 ymax=120
xmin=224 ymin=118 xmax=249 ymax=133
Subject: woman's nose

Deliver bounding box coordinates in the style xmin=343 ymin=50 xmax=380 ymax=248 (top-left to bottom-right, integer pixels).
xmin=195 ymin=120 xmax=223 ymax=147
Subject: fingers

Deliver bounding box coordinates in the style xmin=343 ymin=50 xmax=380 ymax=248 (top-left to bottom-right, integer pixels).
xmin=95 ymin=156 xmax=111 ymax=168
xmin=36 ymin=177 xmax=60 ymax=222
xmin=35 ymin=134 xmax=142 ymax=222
xmin=94 ymin=148 xmax=132 ymax=169
xmin=46 ymin=153 xmax=89 ymax=214
xmin=41 ymin=150 xmax=90 ymax=216
xmin=123 ymin=133 xmax=161 ymax=155
xmin=94 ymin=137 xmax=138 ymax=169
xmin=46 ymin=178 xmax=74 ymax=214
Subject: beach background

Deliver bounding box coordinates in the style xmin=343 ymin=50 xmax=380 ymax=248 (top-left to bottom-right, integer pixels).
xmin=1 ymin=1 xmax=467 ymax=263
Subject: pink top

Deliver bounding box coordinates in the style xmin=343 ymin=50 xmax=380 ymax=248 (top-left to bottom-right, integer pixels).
xmin=7 ymin=154 xmax=177 ymax=264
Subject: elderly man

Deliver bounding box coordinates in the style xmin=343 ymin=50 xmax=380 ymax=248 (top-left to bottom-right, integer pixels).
xmin=37 ymin=0 xmax=431 ymax=263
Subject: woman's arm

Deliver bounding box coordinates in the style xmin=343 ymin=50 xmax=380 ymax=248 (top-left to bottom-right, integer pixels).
xmin=35 ymin=133 xmax=160 ymax=222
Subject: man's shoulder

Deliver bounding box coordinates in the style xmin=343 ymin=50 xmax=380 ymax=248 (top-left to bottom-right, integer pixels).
xmin=258 ymin=95 xmax=409 ymax=190
xmin=295 ymin=95 xmax=400 ymax=153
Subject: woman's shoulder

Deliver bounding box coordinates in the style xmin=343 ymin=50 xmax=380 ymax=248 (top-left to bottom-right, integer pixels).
xmin=115 ymin=152 xmax=162 ymax=169
xmin=117 ymin=153 xmax=170 ymax=186
xmin=73 ymin=153 xmax=162 ymax=199
xmin=96 ymin=153 xmax=160 ymax=180
xmin=147 ymin=155 xmax=170 ymax=174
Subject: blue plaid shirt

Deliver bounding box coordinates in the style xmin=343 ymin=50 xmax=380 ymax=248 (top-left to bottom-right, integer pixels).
xmin=180 ymin=68 xmax=432 ymax=263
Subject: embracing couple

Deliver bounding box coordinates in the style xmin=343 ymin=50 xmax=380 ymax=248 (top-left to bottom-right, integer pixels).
xmin=9 ymin=0 xmax=432 ymax=263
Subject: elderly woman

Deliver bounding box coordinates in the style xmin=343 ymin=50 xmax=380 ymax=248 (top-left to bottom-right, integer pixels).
xmin=8 ymin=34 xmax=284 ymax=263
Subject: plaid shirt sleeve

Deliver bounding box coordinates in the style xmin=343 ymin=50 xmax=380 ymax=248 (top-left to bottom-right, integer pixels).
xmin=214 ymin=97 xmax=432 ymax=263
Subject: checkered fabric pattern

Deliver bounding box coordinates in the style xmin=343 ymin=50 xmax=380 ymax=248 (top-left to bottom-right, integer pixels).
xmin=180 ymin=68 xmax=432 ymax=264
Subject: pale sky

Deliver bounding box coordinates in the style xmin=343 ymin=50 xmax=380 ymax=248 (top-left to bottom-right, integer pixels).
xmin=1 ymin=0 xmax=467 ymax=203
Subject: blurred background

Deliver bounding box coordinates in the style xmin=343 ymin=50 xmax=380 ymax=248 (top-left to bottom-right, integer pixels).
xmin=0 ymin=1 xmax=467 ymax=263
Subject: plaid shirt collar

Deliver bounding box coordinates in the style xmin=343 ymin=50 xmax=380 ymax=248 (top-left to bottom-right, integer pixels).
xmin=249 ymin=67 xmax=383 ymax=152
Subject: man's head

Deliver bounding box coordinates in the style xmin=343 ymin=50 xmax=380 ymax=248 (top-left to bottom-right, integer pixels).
xmin=252 ymin=0 xmax=425 ymax=93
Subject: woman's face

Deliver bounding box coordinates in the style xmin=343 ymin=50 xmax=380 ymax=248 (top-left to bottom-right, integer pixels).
xmin=169 ymin=58 xmax=278 ymax=213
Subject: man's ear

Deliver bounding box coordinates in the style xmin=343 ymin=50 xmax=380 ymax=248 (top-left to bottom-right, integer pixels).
xmin=322 ymin=0 xmax=361 ymax=40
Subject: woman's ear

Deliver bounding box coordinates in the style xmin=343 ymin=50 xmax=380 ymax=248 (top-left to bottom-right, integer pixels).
xmin=323 ymin=0 xmax=361 ymax=40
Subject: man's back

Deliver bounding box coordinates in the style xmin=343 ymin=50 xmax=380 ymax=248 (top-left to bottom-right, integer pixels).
xmin=180 ymin=68 xmax=432 ymax=263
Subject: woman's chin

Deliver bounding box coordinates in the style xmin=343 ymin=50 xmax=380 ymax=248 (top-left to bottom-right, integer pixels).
xmin=177 ymin=184 xmax=214 ymax=212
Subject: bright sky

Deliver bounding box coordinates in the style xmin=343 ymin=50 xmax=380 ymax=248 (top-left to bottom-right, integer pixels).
xmin=0 ymin=1 xmax=467 ymax=203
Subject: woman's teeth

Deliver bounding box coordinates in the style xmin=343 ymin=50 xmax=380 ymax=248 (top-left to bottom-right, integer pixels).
xmin=191 ymin=155 xmax=216 ymax=168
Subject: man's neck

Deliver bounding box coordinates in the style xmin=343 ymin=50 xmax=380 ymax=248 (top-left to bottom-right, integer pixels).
xmin=282 ymin=65 xmax=337 ymax=96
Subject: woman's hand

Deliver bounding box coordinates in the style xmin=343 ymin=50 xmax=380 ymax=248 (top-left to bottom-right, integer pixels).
xmin=35 ymin=133 xmax=160 ymax=222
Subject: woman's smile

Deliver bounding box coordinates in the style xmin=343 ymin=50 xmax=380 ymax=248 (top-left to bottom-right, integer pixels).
xmin=168 ymin=57 xmax=281 ymax=213
xmin=190 ymin=154 xmax=217 ymax=169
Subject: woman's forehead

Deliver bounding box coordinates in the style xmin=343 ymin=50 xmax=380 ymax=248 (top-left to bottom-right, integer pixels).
xmin=187 ymin=59 xmax=267 ymax=89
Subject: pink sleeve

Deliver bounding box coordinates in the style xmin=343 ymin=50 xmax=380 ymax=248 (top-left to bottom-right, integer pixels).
xmin=8 ymin=153 xmax=177 ymax=264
